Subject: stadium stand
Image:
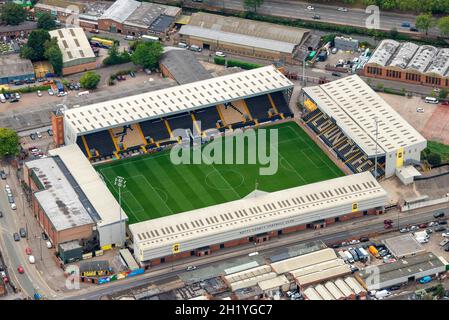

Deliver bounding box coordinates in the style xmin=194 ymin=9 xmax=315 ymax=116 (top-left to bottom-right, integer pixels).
xmin=139 ymin=118 xmax=171 ymax=143
xmin=76 ymin=137 xmax=89 ymax=158
xmin=111 ymin=124 xmax=146 ymax=151
xmin=270 ymin=91 xmax=293 ymax=117
xmin=244 ymin=95 xmax=272 ymax=121
xmin=217 ymin=103 xmax=246 ymax=126
xmin=192 ymin=107 xmax=222 ymax=131
xmin=83 ymin=130 xmax=117 ymax=158
xmin=166 ymin=112 xmax=195 ymax=137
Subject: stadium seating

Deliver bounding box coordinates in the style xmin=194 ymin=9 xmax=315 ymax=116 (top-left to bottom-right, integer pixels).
xmin=193 ymin=107 xmax=222 ymax=131
xmin=83 ymin=130 xmax=117 ymax=158
xmin=139 ymin=118 xmax=171 ymax=143
xmin=167 ymin=112 xmax=195 ymax=136
xmin=270 ymin=92 xmax=292 ymax=117
xmin=244 ymin=95 xmax=271 ymax=120
xmin=302 ymin=108 xmax=322 ymax=123
xmin=76 ymin=137 xmax=89 ymax=157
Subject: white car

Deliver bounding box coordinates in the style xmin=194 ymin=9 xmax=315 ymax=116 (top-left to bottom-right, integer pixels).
xmin=416 ymin=107 xmax=424 ymax=113
xmin=15 ymin=93 xmax=21 ymax=99
xmin=28 ymin=255 xmax=35 ymax=264
xmin=36 ymin=131 xmax=42 ymax=139
xmin=186 ymin=265 xmax=197 ymax=271
xmin=46 ymin=241 xmax=52 ymax=249
xmin=400 ymin=228 xmax=409 ymax=233
xmin=215 ymin=51 xmax=226 ymax=57
xmin=442 ymin=232 xmax=449 ymax=238
xmin=307 ymin=5 xmax=314 ymax=10
xmin=37 ymin=90 xmax=42 ymax=97
xmin=48 ymin=89 xmax=54 ymax=96
xmin=338 ymin=7 xmax=348 ymax=12
xmin=10 ymin=203 xmax=16 ymax=210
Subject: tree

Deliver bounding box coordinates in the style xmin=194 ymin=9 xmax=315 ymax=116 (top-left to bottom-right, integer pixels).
xmin=0 ymin=3 xmax=27 ymax=26
xmin=427 ymin=152 xmax=442 ymax=166
xmin=416 ymin=13 xmax=436 ymax=35
xmin=44 ymin=38 xmax=63 ymax=75
xmin=437 ymin=16 xmax=449 ymax=36
xmin=103 ymin=44 xmax=131 ymax=66
xmin=243 ymin=0 xmax=264 ymax=12
xmin=37 ymin=12 xmax=56 ymax=30
xmin=0 ymin=128 xmax=20 ymax=158
xmin=131 ymin=41 xmax=163 ymax=69
xmin=20 ymin=29 xmax=51 ymax=61
xmin=439 ymin=88 xmax=449 ymax=100
xmin=79 ymin=72 xmax=101 ymax=89
xmin=433 ymin=284 xmax=445 ymax=299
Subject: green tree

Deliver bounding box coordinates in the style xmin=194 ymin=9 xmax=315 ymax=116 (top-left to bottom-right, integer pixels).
xmin=437 ymin=16 xmax=449 ymax=36
xmin=44 ymin=38 xmax=63 ymax=75
xmin=427 ymin=152 xmax=442 ymax=166
xmin=20 ymin=29 xmax=51 ymax=61
xmin=103 ymin=44 xmax=131 ymax=66
xmin=0 ymin=3 xmax=27 ymax=26
xmin=0 ymin=128 xmax=20 ymax=158
xmin=433 ymin=284 xmax=445 ymax=299
xmin=79 ymin=72 xmax=101 ymax=89
xmin=37 ymin=12 xmax=56 ymax=30
xmin=131 ymin=42 xmax=163 ymax=69
xmin=416 ymin=13 xmax=436 ymax=35
xmin=243 ymin=0 xmax=264 ymax=12
xmin=439 ymin=88 xmax=449 ymax=100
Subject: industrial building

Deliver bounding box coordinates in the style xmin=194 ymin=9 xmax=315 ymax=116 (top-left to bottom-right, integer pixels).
xmin=382 ymin=234 xmax=426 ymax=258
xmin=159 ymin=49 xmax=212 ymax=85
xmin=130 ymin=172 xmax=387 ymax=266
xmin=0 ymin=54 xmax=35 ymax=84
xmin=301 ymin=74 xmax=427 ymax=178
xmin=48 ymin=27 xmax=97 ymax=75
xmin=178 ymin=12 xmax=312 ymax=64
xmin=24 ymin=144 xmax=128 ymax=252
xmin=356 ymin=252 xmax=447 ymax=290
xmin=0 ymin=21 xmax=37 ymax=38
xmin=303 ymin=277 xmax=366 ymax=300
xmin=97 ymin=0 xmax=181 ymax=37
xmin=363 ymin=39 xmax=449 ymax=89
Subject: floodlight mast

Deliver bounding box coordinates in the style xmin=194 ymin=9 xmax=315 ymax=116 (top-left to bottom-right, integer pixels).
xmin=114 ymin=176 xmax=126 ymax=247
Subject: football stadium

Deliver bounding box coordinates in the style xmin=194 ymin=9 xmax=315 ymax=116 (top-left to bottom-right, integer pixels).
xmin=41 ymin=65 xmax=425 ymax=266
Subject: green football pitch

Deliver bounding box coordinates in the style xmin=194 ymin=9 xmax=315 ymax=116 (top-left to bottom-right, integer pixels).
xmin=95 ymin=122 xmax=343 ymax=224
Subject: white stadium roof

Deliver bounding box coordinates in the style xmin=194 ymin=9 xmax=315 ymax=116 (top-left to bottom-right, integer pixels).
xmin=302 ymin=75 xmax=426 ymax=156
xmin=49 ymin=144 xmax=127 ymax=228
xmin=130 ymin=172 xmax=387 ymax=262
xmin=64 ymin=65 xmax=293 ymax=135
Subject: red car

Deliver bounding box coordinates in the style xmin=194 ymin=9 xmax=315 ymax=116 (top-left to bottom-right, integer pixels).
xmin=384 ymin=219 xmax=393 ymax=224
xmin=25 ymin=247 xmax=32 ymax=255
xmin=441 ymin=101 xmax=449 ymax=106
xmin=419 ymin=223 xmax=427 ymax=229
xmin=17 ymin=265 xmax=24 ymax=274
xmin=384 ymin=224 xmax=393 ymax=229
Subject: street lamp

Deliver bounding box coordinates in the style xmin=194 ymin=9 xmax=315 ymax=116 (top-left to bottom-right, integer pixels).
xmin=114 ymin=176 xmax=126 ymax=247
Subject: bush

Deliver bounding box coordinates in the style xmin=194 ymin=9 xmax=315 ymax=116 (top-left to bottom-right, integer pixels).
xmin=427 ymin=152 xmax=442 ymax=166
xmin=227 ymin=59 xmax=262 ymax=69
xmin=4 ymin=85 xmax=51 ymax=94
xmin=214 ymin=56 xmax=225 ymax=65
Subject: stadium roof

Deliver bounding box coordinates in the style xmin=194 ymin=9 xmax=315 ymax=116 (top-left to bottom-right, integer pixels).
xmin=49 ymin=28 xmax=95 ymax=64
xmin=179 ymin=25 xmax=298 ymax=54
xmin=130 ymin=172 xmax=387 ymax=254
xmin=49 ymin=144 xmax=128 ymax=227
xmin=100 ymin=0 xmax=140 ymax=23
xmin=27 ymin=157 xmax=94 ymax=231
xmin=64 ymin=65 xmax=293 ymax=135
xmin=302 ymin=75 xmax=426 ymax=156
xmin=188 ymin=12 xmax=308 ymax=45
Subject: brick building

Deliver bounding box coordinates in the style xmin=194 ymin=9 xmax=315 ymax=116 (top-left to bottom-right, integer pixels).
xmin=0 ymin=21 xmax=37 ymax=38
xmin=363 ymin=39 xmax=449 ymax=89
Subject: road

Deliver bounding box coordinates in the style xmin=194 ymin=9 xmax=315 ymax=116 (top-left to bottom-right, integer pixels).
xmin=65 ymin=203 xmax=449 ymax=300
xmin=185 ymin=0 xmax=440 ymax=36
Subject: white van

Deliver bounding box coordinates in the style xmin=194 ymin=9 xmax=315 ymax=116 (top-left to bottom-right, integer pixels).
xmin=0 ymin=94 xmax=6 ymax=103
xmin=124 ymin=35 xmax=135 ymax=40
xmin=425 ymin=96 xmax=439 ymax=104
xmin=78 ymin=91 xmax=89 ymax=97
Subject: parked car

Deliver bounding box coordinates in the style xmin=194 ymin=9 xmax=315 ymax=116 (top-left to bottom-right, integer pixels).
xmin=25 ymin=247 xmax=32 ymax=255
xmin=332 ymin=72 xmax=342 ymax=77
xmin=37 ymin=90 xmax=42 ymax=97
xmin=307 ymin=5 xmax=314 ymax=10
xmin=419 ymin=276 xmax=432 ymax=284
xmin=312 ymin=14 xmax=321 ymax=19
xmin=331 ymin=47 xmax=338 ymax=54
xmin=186 ymin=265 xmax=197 ymax=271
xmin=435 ymin=225 xmax=447 ymax=232
xmin=215 ymin=51 xmax=226 ymax=57
xmin=401 ymin=22 xmax=411 ymax=28
xmin=48 ymin=89 xmax=54 ymax=96
xmin=337 ymin=7 xmax=348 ymax=12
xmin=434 ymin=212 xmax=445 ymax=219
xmin=13 ymin=233 xmax=20 ymax=241
xmin=19 ymin=228 xmax=27 ymax=238
xmin=0 ymin=170 xmax=6 ymax=180
xmin=46 ymin=241 xmax=52 ymax=249
xmin=28 ymin=255 xmax=35 ymax=264
xmin=439 ymin=220 xmax=448 ymax=225
xmin=419 ymin=223 xmax=427 ymax=229
xmin=400 ymin=227 xmax=409 ymax=233
xmin=359 ymin=237 xmax=369 ymax=242
xmin=409 ymin=26 xmax=419 ymax=32
xmin=129 ymin=71 xmax=136 ymax=78
xmin=9 ymin=98 xmax=19 ymax=103
xmin=17 ymin=265 xmax=24 ymax=274
xmin=41 ymin=232 xmax=48 ymax=240
xmin=36 ymin=131 xmax=42 ymax=139
xmin=442 ymin=232 xmax=449 ymax=238
xmin=384 ymin=219 xmax=393 ymax=224
xmin=416 ymin=107 xmax=424 ymax=113
xmin=0 ymin=211 xmax=3 ymax=218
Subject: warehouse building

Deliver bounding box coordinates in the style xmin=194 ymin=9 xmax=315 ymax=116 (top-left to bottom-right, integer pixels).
xmin=130 ymin=172 xmax=387 ymax=266
xmin=49 ymin=27 xmax=97 ymax=75
xmin=303 ymin=276 xmax=366 ymax=300
xmin=356 ymin=252 xmax=447 ymax=290
xmin=0 ymin=54 xmax=34 ymax=84
xmin=159 ymin=49 xmax=212 ymax=85
xmin=97 ymin=0 xmax=181 ymax=37
xmin=301 ymin=75 xmax=427 ymax=178
xmin=363 ymin=39 xmax=449 ymax=89
xmin=223 ymin=265 xmax=276 ymax=292
xmin=178 ymin=12 xmax=311 ymax=64
xmin=24 ymin=157 xmax=95 ymax=250
xmin=382 ymin=234 xmax=426 ymax=258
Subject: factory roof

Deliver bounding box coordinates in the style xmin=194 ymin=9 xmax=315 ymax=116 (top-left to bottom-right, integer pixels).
xmin=303 ymin=287 xmax=322 ymax=300
xmin=179 ymin=25 xmax=298 ymax=54
xmin=357 ymin=252 xmax=445 ymax=285
xmin=258 ymin=275 xmax=290 ymax=291
xmin=344 ymin=276 xmax=365 ymax=295
xmin=49 ymin=144 xmax=128 ymax=227
xmin=159 ymin=49 xmax=212 ymax=84
xmin=294 ymin=264 xmax=351 ymax=287
xmin=130 ymin=172 xmax=386 ymax=252
xmin=27 ymin=157 xmax=94 ymax=231
xmin=324 ymin=281 xmax=345 ymax=300
xmin=271 ymin=248 xmax=337 ymax=274
xmin=224 ymin=265 xmax=272 ymax=284
xmin=426 ymin=48 xmax=449 ymax=76
xmin=314 ymin=284 xmax=335 ymax=300
xmin=367 ymin=39 xmax=400 ymax=67
xmin=64 ymin=65 xmax=293 ymax=135
xmin=389 ymin=42 xmax=419 ymax=69
xmin=229 ymin=272 xmax=277 ymax=292
xmin=382 ymin=234 xmax=425 ymax=258
xmin=124 ymin=2 xmax=180 ymax=30
xmin=334 ymin=278 xmax=354 ymax=298
xmin=100 ymin=0 xmax=139 ymax=23
xmin=407 ymin=45 xmax=438 ymax=73
xmin=302 ymin=75 xmax=426 ymax=156
xmin=188 ymin=12 xmax=308 ymax=45
xmin=49 ymin=28 xmax=95 ymax=64
xmin=0 ymin=54 xmax=34 ymax=78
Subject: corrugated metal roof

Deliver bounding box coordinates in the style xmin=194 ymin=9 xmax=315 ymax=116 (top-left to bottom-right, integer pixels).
xmin=49 ymin=27 xmax=95 ymax=64
xmin=271 ymin=248 xmax=337 ymax=274
xmin=258 ymin=275 xmax=290 ymax=291
xmin=100 ymin=0 xmax=139 ymax=23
